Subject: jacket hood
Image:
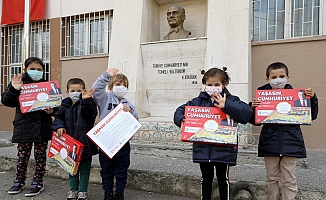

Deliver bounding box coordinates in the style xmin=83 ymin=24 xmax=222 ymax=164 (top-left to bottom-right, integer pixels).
xmin=257 ymin=83 xmax=293 ymax=90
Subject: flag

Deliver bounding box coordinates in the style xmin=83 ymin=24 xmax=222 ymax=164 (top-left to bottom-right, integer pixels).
xmin=1 ymin=0 xmax=45 ymax=25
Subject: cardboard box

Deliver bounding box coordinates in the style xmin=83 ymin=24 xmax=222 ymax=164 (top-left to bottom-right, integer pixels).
xmin=181 ymin=106 xmax=238 ymax=145
xmin=255 ymin=89 xmax=312 ymax=124
xmin=48 ymin=132 xmax=84 ymax=175
xmin=19 ymin=80 xmax=62 ymax=113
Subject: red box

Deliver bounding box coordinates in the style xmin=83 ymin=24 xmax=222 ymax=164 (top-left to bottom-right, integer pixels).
xmin=19 ymin=80 xmax=62 ymax=113
xmin=181 ymin=106 xmax=238 ymax=145
xmin=255 ymin=89 xmax=312 ymax=124
xmin=48 ymin=132 xmax=84 ymax=175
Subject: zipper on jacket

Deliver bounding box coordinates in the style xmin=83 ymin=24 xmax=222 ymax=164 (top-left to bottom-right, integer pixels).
xmin=279 ymin=126 xmax=283 ymax=157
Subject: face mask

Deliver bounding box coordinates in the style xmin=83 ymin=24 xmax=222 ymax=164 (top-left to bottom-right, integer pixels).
xmin=69 ymin=92 xmax=81 ymax=102
xmin=27 ymin=70 xmax=43 ymax=81
xmin=113 ymin=86 xmax=128 ymax=99
xmin=269 ymin=78 xmax=287 ymax=89
xmin=205 ymin=86 xmax=223 ymax=96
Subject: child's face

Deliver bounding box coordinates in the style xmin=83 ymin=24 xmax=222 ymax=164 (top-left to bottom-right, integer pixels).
xmin=24 ymin=62 xmax=44 ymax=73
xmin=205 ymin=76 xmax=224 ymax=87
xmin=110 ymin=80 xmax=128 ymax=91
xmin=66 ymin=84 xmax=85 ymax=94
xmin=266 ymin=68 xmax=289 ymax=81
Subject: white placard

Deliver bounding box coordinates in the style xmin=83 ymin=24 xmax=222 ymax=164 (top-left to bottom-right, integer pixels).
xmin=86 ymin=103 xmax=142 ymax=158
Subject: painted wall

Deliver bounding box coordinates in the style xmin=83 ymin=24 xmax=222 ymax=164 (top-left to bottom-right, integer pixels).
xmin=252 ymin=38 xmax=326 ymax=149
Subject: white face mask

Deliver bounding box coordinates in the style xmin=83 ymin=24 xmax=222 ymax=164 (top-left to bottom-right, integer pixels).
xmin=113 ymin=86 xmax=128 ymax=99
xmin=269 ymin=78 xmax=287 ymax=89
xmin=205 ymin=86 xmax=223 ymax=96
xmin=69 ymin=92 xmax=81 ymax=102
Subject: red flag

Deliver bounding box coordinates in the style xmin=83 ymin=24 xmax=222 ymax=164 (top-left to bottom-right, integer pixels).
xmin=1 ymin=0 xmax=45 ymax=25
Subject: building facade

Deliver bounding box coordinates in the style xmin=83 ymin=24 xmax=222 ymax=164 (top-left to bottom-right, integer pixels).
xmin=0 ymin=0 xmax=324 ymax=149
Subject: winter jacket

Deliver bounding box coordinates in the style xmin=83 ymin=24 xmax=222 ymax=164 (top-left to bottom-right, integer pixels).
xmin=52 ymin=96 xmax=98 ymax=159
xmin=250 ymin=84 xmax=319 ymax=158
xmin=174 ymin=89 xmax=253 ymax=166
xmin=1 ymin=73 xmax=53 ymax=143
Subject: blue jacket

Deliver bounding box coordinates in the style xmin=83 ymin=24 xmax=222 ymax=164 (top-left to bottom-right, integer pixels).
xmin=174 ymin=88 xmax=253 ymax=166
xmin=52 ymin=96 xmax=98 ymax=159
xmin=250 ymin=84 xmax=319 ymax=158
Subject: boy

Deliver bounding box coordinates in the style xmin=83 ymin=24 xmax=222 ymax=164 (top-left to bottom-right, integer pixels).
xmin=250 ymin=62 xmax=318 ymax=200
xmin=92 ymin=68 xmax=138 ymax=200
xmin=52 ymin=78 xmax=98 ymax=200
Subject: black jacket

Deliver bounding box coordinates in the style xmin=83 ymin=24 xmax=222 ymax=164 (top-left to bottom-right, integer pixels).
xmin=250 ymin=84 xmax=319 ymax=158
xmin=52 ymin=96 xmax=98 ymax=159
xmin=1 ymin=73 xmax=53 ymax=143
xmin=174 ymin=89 xmax=253 ymax=166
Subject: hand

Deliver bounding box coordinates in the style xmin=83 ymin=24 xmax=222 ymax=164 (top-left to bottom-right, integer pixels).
xmin=251 ymin=99 xmax=261 ymax=108
xmin=212 ymin=93 xmax=226 ymax=108
xmin=106 ymin=68 xmax=119 ymax=77
xmin=82 ymin=89 xmax=94 ymax=100
xmin=305 ymin=88 xmax=314 ymax=98
xmin=56 ymin=128 xmax=66 ymax=137
xmin=43 ymin=106 xmax=53 ymax=115
xmin=181 ymin=119 xmax=186 ymax=128
xmin=11 ymin=74 xmax=23 ymax=90
xmin=123 ymin=105 xmax=131 ymax=112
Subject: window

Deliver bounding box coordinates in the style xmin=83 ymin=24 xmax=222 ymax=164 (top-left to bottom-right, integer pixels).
xmin=0 ymin=20 xmax=50 ymax=94
xmin=252 ymin=0 xmax=321 ymax=41
xmin=61 ymin=10 xmax=113 ymax=57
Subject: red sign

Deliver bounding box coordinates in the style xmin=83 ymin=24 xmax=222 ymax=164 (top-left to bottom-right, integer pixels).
xmin=19 ymin=81 xmax=62 ymax=113
xmin=255 ymin=89 xmax=312 ymax=124
xmin=181 ymin=106 xmax=238 ymax=145
xmin=48 ymin=132 xmax=84 ymax=175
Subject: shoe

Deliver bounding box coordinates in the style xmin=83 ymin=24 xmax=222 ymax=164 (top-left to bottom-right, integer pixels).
xmin=67 ymin=190 xmax=78 ymax=200
xmin=104 ymin=191 xmax=114 ymax=200
xmin=114 ymin=191 xmax=124 ymax=200
xmin=77 ymin=192 xmax=88 ymax=200
xmin=7 ymin=180 xmax=25 ymax=194
xmin=24 ymin=182 xmax=44 ymax=197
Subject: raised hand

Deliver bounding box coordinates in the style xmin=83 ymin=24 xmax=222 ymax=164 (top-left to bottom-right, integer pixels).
xmin=11 ymin=74 xmax=23 ymax=90
xmin=304 ymin=88 xmax=314 ymax=98
xmin=106 ymin=68 xmax=119 ymax=77
xmin=212 ymin=93 xmax=226 ymax=109
xmin=82 ymin=89 xmax=95 ymax=100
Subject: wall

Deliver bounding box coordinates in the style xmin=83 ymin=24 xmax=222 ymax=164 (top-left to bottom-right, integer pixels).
xmin=252 ymin=37 xmax=326 ymax=149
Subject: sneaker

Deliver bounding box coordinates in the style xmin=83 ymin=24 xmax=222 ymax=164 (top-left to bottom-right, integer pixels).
xmin=114 ymin=192 xmax=124 ymax=200
xmin=24 ymin=182 xmax=44 ymax=197
xmin=67 ymin=190 xmax=78 ymax=200
xmin=7 ymin=180 xmax=25 ymax=194
xmin=104 ymin=191 xmax=114 ymax=200
xmin=77 ymin=192 xmax=88 ymax=200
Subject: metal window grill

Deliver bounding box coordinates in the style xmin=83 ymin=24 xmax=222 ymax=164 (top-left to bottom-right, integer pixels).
xmin=61 ymin=10 xmax=113 ymax=57
xmin=0 ymin=20 xmax=50 ymax=95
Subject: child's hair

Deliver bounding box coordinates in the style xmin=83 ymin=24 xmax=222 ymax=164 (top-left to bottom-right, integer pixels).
xmin=24 ymin=57 xmax=45 ymax=70
xmin=66 ymin=78 xmax=86 ymax=90
xmin=266 ymin=62 xmax=289 ymax=78
xmin=201 ymin=67 xmax=230 ymax=86
xmin=108 ymin=74 xmax=129 ymax=90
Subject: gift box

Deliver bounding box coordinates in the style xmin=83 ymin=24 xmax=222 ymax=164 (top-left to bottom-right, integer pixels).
xmin=48 ymin=131 xmax=84 ymax=175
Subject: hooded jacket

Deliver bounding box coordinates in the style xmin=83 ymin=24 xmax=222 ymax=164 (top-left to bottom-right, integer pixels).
xmin=1 ymin=73 xmax=53 ymax=143
xmin=250 ymin=84 xmax=319 ymax=158
xmin=174 ymin=88 xmax=253 ymax=166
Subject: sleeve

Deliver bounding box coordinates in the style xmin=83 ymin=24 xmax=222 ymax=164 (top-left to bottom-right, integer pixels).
xmin=310 ymin=93 xmax=318 ymax=120
xmin=222 ymin=96 xmax=253 ymax=124
xmin=128 ymin=102 xmax=139 ymax=120
xmin=173 ymin=100 xmax=195 ymax=127
xmin=91 ymin=71 xmax=111 ymax=105
xmin=247 ymin=102 xmax=261 ymax=126
xmin=80 ymin=97 xmax=98 ymax=120
xmin=1 ymin=82 xmax=21 ymax=107
xmin=52 ymin=106 xmax=67 ymax=131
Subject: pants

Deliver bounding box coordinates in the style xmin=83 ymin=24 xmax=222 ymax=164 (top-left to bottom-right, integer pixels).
xmin=99 ymin=143 xmax=130 ymax=193
xmin=264 ymin=156 xmax=298 ymax=200
xmin=199 ymin=162 xmax=229 ymax=200
xmin=69 ymin=157 xmax=92 ymax=192
xmin=16 ymin=142 xmax=48 ymax=185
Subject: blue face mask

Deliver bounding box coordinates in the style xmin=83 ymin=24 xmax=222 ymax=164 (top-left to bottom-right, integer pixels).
xmin=27 ymin=70 xmax=43 ymax=81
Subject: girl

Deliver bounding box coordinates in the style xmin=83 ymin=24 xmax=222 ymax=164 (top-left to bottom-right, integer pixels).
xmin=1 ymin=57 xmax=53 ymax=197
xmin=173 ymin=67 xmax=253 ymax=200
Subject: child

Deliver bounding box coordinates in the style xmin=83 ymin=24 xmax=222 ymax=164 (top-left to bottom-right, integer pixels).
xmin=52 ymin=78 xmax=98 ymax=200
xmin=174 ymin=67 xmax=253 ymax=200
xmin=250 ymin=62 xmax=318 ymax=200
xmin=1 ymin=57 xmax=54 ymax=197
xmin=92 ymin=68 xmax=138 ymax=200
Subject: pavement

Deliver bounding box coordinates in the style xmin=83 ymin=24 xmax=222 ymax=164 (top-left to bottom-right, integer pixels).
xmin=0 ymin=131 xmax=325 ymax=200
